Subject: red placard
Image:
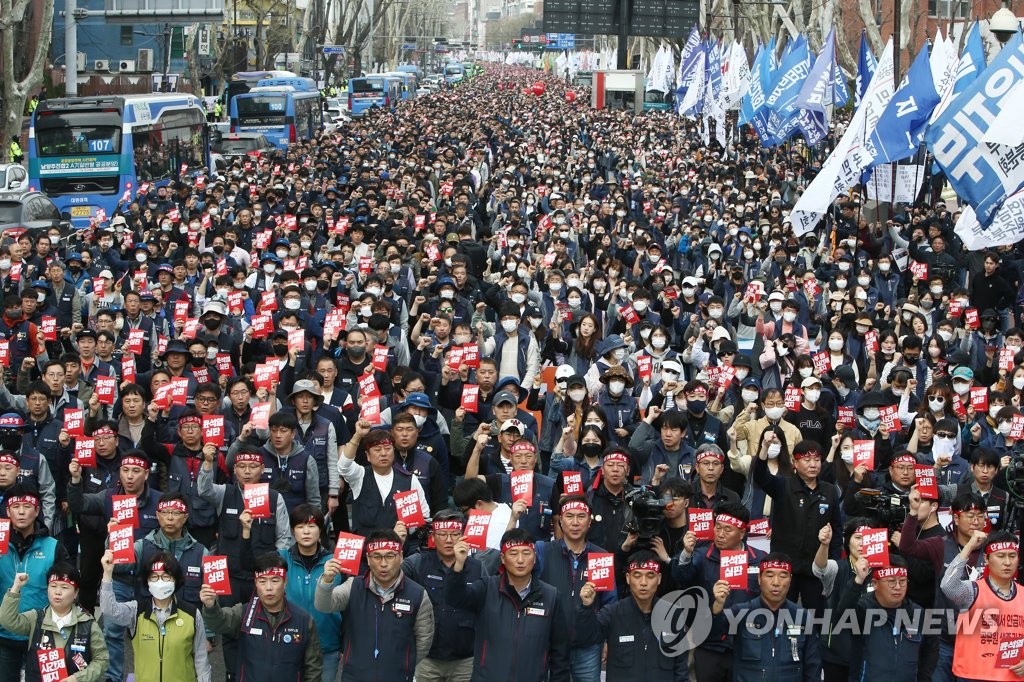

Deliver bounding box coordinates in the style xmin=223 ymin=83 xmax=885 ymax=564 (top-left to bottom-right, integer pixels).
xmin=259 ymin=290 xmax=278 ymax=313
xmin=811 ymin=351 xmax=831 ymax=375
xmin=152 ymin=384 xmax=173 ymax=411
xmin=562 ymin=470 xmax=584 ymax=496
xmin=121 ymin=355 xmax=136 ymax=384
xmin=243 ymin=483 xmax=271 ymax=519
xmin=461 ymin=344 xmax=480 ymax=369
xmin=250 ymin=313 xmax=273 ymax=339
xmin=511 ymin=470 xmax=533 ymax=505
xmin=109 ymin=524 xmax=135 ymax=564
xmin=1001 ymin=348 xmax=1017 ymax=372
xmin=174 ymin=300 xmax=190 ymax=323
xmin=620 ymin=305 xmax=640 ymax=325
xmin=227 ymin=291 xmax=244 ymax=315
xmin=853 ymin=440 xmax=875 ymax=469
xmin=446 ymin=347 xmax=465 ymax=371
xmin=216 ymin=354 xmax=233 ymax=376
xmin=358 ymin=257 xmax=375 ymax=274
xmin=202 ymin=415 xmax=225 ymax=447
xmin=425 ymin=243 xmax=441 ymax=262
xmin=749 ymin=518 xmax=770 ymax=536
xmin=688 ymin=508 xmax=714 ymax=541
xmin=192 ymin=366 xmax=210 ymax=384
xmin=360 ymin=397 xmax=381 ymax=424
xmin=112 ymin=494 xmax=139 ymax=527
xmin=717 ymin=365 xmax=737 ymax=389
xmin=964 ymin=308 xmax=980 ymax=330
xmin=915 ymin=464 xmax=939 ymax=500
xmin=464 ymin=510 xmax=491 ymax=550
xmin=40 ymin=316 xmax=57 ymax=342
xmin=95 ymin=376 xmax=117 ymax=405
xmin=997 ymin=633 xmax=1024 ymax=670
xmin=170 ymin=377 xmax=189 ymax=406
xmin=952 ymin=393 xmax=967 ymax=418
xmin=864 ymin=329 xmax=879 ymax=353
xmin=202 ymin=555 xmax=231 ymax=595
xmin=970 ymin=386 xmax=989 ymax=411
xmin=879 ymin=405 xmax=899 ymax=432
xmin=250 ymin=402 xmax=271 ymax=430
xmin=861 ymin=527 xmax=890 ymax=567
xmin=182 ymin=319 xmax=201 ymax=340
xmin=586 ymin=553 xmax=615 ymax=591
xmin=9 ymin=263 xmax=21 ymax=283
xmin=74 ymin=438 xmax=96 ymax=468
xmin=0 ymin=339 xmax=9 ymax=367
xmin=333 ymin=532 xmax=365 ymax=575
xmin=371 ymin=346 xmax=389 ymax=372
xmin=461 ymin=384 xmax=480 ymax=412
xmin=394 ymin=489 xmax=426 ymax=529
xmin=0 ymin=518 xmax=9 ymax=554
xmin=64 ymin=408 xmax=85 ymax=437
xmin=1011 ymin=413 xmax=1024 ymax=440
xmin=909 ymin=261 xmax=929 ymax=280
xmin=36 ymin=649 xmax=68 ymax=682
xmin=784 ymin=386 xmax=802 ymax=411
xmin=414 ymin=214 xmax=426 ymax=231
xmin=288 ymin=330 xmax=304 ymax=353
xmin=720 ymin=550 xmax=749 ymax=590
xmin=948 ymin=298 xmax=964 ymax=318
xmin=253 ymin=363 xmax=278 ymax=391
xmin=358 ymin=373 xmax=381 ymax=398
xmin=127 ymin=328 xmax=146 ymax=354
xmin=838 ymin=407 xmax=856 ymax=429
xmin=636 ymin=355 xmax=653 ymax=382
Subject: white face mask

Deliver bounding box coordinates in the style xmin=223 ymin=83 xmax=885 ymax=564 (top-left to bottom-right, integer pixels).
xmin=990 ymin=405 xmax=1004 ymax=420
xmin=928 ymin=397 xmax=945 ymax=411
xmin=1015 ymin=376 xmax=1024 ymax=390
xmin=766 ymin=443 xmax=782 ymax=459
xmin=741 ymin=389 xmax=759 ymax=403
xmin=510 ymin=293 xmax=526 ymax=304
xmin=300 ymin=241 xmax=312 ymax=250
xmin=804 ymin=389 xmax=820 ymax=403
xmin=304 ymin=280 xmax=317 ymax=292
xmin=440 ymin=290 xmax=454 ymax=300
xmin=828 ymin=338 xmax=844 ymax=352
xmin=1000 ymin=422 xmax=1013 ymax=436
xmin=862 ymin=407 xmax=880 ymax=420
xmin=633 ymin=300 xmax=649 ymax=313
xmin=782 ymin=311 xmax=796 ymax=323
xmin=568 ymin=297 xmax=582 ymax=308
xmin=613 ymin=348 xmax=626 ymax=361
xmin=708 ymin=308 xmax=723 ymax=320
xmin=879 ymin=263 xmax=891 ymax=273
xmin=413 ymin=415 xmax=427 ymax=428
xmin=934 ymin=436 xmax=955 ymax=457
xmin=770 ymin=302 xmax=782 ymax=314
xmin=764 ymin=406 xmax=785 ymax=421
xmin=501 ymin=319 xmax=519 ymax=333
xmin=841 ymin=447 xmax=854 ymax=464
xmin=365 ymin=287 xmax=382 ymax=298
xmin=135 ymin=253 xmax=147 ymax=263
xmin=953 ymin=381 xmax=971 ymax=396
xmin=682 ymin=286 xmax=695 ymax=297
xmin=857 ymin=277 xmax=870 ymax=287
xmin=262 ymin=263 xmax=276 ymax=274
xmin=938 ymin=330 xmax=953 ymax=343
xmin=148 ymin=579 xmax=176 ymax=600
xmin=360 ymin=306 xmax=372 ymax=317
xmin=608 ymin=380 xmax=626 ymax=395
xmin=549 ymin=282 xmax=562 ymax=294
xmin=930 ymin=286 xmax=943 ymax=296
xmin=568 ymin=389 xmax=587 ymax=402
xmin=529 ymin=318 xmax=542 ymax=329
xmin=651 ymin=337 xmax=667 ymax=350
xmin=36 ymin=293 xmax=46 ymax=303
xmin=734 ymin=369 xmax=749 ymax=381
xmin=798 ymin=367 xmax=813 ymax=378
xmin=284 ymin=299 xmax=301 ymax=311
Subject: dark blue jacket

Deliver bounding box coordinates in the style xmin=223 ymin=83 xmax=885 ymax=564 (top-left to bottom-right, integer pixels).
xmin=402 ymin=550 xmax=483 ymax=661
xmin=713 ymin=596 xmax=822 ymax=682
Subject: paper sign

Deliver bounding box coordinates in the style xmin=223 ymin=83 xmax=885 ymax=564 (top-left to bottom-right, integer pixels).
xmin=464 ymin=510 xmax=491 ymax=550
xmin=861 ymin=527 xmax=890 ymax=568
xmin=461 ymin=344 xmax=480 ymax=369
xmin=64 ymin=408 xmax=85 ymax=437
xmin=192 ymin=366 xmax=210 ymax=384
xmin=109 ymin=524 xmax=135 ymax=564
xmin=784 ymin=386 xmax=802 ymax=411
xmin=511 ymin=470 xmax=533 ymax=505
xmin=909 ymin=261 xmax=929 ymax=280
xmin=174 ymin=300 xmax=190 ymax=323
xmin=0 ymin=339 xmax=9 ymax=367
xmin=126 ymin=328 xmax=146 ymax=355
xmin=964 ymin=309 xmax=980 ymax=330
xmin=0 ymin=518 xmax=9 ymax=554
xmin=202 ymin=555 xmax=231 ymax=595
xmin=879 ymin=405 xmax=899 ymax=432
xmin=250 ymin=402 xmax=271 ymax=430
xmin=360 ymin=397 xmax=381 ymax=425
xmin=358 ymin=373 xmax=381 ymax=398
xmin=720 ymin=550 xmax=749 ymax=590
xmin=586 ymin=553 xmax=615 ymax=591
xmin=95 ymin=376 xmax=117 ymax=405
xmin=227 ymin=291 xmax=244 ymax=315
xmin=288 ymin=329 xmax=305 ymax=353
xmin=152 ymin=384 xmax=173 ymax=411
xmin=1011 ymin=413 xmax=1024 ymax=440
xmin=1001 ymin=348 xmax=1017 ymax=372
xmin=40 ymin=316 xmax=57 ymax=342
xmin=243 ymin=483 xmax=271 ymax=519
xmin=170 ymin=377 xmax=189 ymax=406
xmin=333 ymin=532 xmax=365 ymax=575
xmin=36 ymin=649 xmax=67 ymax=682
xmin=562 ymin=470 xmax=584 ymax=496
xmin=112 ymin=494 xmax=139 ymax=528
xmin=853 ymin=440 xmax=875 ymax=470
xmin=915 ymin=464 xmax=938 ymax=501
xmin=811 ymin=351 xmax=831 ymax=375
xmin=371 ymin=346 xmax=389 ymax=372
xmin=216 ymin=354 xmax=233 ymax=376
xmin=74 ymin=438 xmax=96 ymax=468
xmin=620 ymin=305 xmax=640 ymax=325
xmin=461 ymin=385 xmax=479 ymax=412
xmin=250 ymin=313 xmax=273 ymax=339
xmin=997 ymin=633 xmax=1024 ymax=669
xmin=688 ymin=508 xmax=714 ymax=541
xmin=864 ymin=329 xmax=879 ymax=353
xmin=202 ymin=415 xmax=225 ymax=447
xmin=717 ymin=365 xmax=736 ymax=389
xmin=637 ymin=355 xmax=653 ymax=382
xmin=749 ymin=518 xmax=770 ymax=536
xmin=394 ymin=489 xmax=425 ymax=529
xmin=446 ymin=347 xmax=465 ymax=371
xmin=970 ymin=386 xmax=989 ymax=411
xmin=948 ymin=298 xmax=964 ymax=317
xmin=121 ymin=355 xmax=136 ymax=384
xmin=182 ymin=319 xmax=201 ymax=340
xmin=952 ymin=393 xmax=967 ymax=418
xmin=838 ymin=407 xmax=856 ymax=429
xmin=253 ymin=363 xmax=278 ymax=391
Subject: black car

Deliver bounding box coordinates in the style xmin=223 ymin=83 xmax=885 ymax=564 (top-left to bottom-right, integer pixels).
xmin=0 ymin=191 xmax=67 ymax=233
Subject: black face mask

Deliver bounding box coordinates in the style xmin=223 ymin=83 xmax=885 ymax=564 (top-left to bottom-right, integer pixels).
xmin=213 ymin=245 xmax=224 ymax=255
xmin=904 ymin=354 xmax=921 ymax=363
xmin=205 ymin=317 xmax=222 ymax=331
xmin=190 ymin=356 xmax=206 ymax=367
xmin=272 ymin=343 xmax=288 ymax=356
xmin=579 ymin=443 xmax=603 ymax=459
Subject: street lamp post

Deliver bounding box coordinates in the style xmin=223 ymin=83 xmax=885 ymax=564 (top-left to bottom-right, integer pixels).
xmin=162 ymin=23 xmax=172 ymax=92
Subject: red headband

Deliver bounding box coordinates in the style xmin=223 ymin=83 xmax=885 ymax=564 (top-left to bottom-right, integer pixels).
xmin=48 ymin=574 xmax=78 ymax=589
xmin=121 ymin=456 xmax=148 ymax=469
xmin=91 ymin=426 xmax=117 ymax=438
xmin=235 ymin=452 xmax=263 ymax=464
xmin=760 ymin=560 xmax=792 ymax=573
xmin=697 ymin=450 xmax=724 ymax=463
xmin=627 ymin=560 xmax=662 ymax=573
xmin=366 ymin=539 xmax=402 ymax=554
xmin=987 ymin=541 xmax=1018 ymax=555
xmin=368 ymin=437 xmax=393 ymax=449
xmin=6 ymin=495 xmax=38 ymax=508
xmin=151 ymin=562 xmax=165 ymax=574
xmin=855 ymin=526 xmax=871 ymax=537
xmin=510 ymin=441 xmax=536 ymax=455
xmin=254 ymin=567 xmax=287 ymax=580
xmin=793 ymin=449 xmax=820 ymax=460
xmin=158 ymin=500 xmax=188 ymax=514
xmin=178 ymin=415 xmax=202 ymax=427
xmin=892 ymin=454 xmax=916 ymax=465
xmin=0 ymin=454 xmax=17 ymax=468
xmin=874 ymin=566 xmax=909 ymax=579
xmin=560 ymin=500 xmax=591 ymax=515
xmin=716 ymin=514 xmax=747 ymax=530
xmin=501 ymin=538 xmax=534 ymax=554
xmin=603 ymin=452 xmax=629 ymax=466
xmin=432 ymin=519 xmax=464 ymax=532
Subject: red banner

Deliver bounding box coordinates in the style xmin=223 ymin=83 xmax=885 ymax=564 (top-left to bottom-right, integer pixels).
xmin=861 ymin=527 xmax=890 ymax=567
xmin=253 ymin=363 xmax=278 ymax=391
xmin=970 ymin=386 xmax=989 ymax=411
xmin=636 ymin=355 xmax=653 ymax=382
xmin=837 ymin=407 xmax=856 ymax=429
xmin=333 ymin=532 xmax=365 ymax=575
xmin=0 ymin=518 xmax=9 ymax=554
xmin=170 ymin=377 xmax=189 ymax=406
xmin=36 ymin=649 xmax=68 ymax=682
xmin=784 ymin=386 xmax=802 ymax=411
xmin=749 ymin=518 xmax=770 ymax=536
xmin=288 ymin=330 xmax=305 ymax=353
xmin=371 ymin=346 xmax=389 ymax=372
xmin=358 ymin=373 xmax=381 ymax=398
xmin=620 ymin=305 xmax=640 ymax=325
xmin=461 ymin=385 xmax=480 ymax=412
xmin=586 ymin=553 xmax=615 ymax=591
xmin=242 ymin=483 xmax=271 ymax=519
xmin=464 ymin=510 xmax=491 ymax=550
xmin=360 ymin=397 xmax=381 ymax=425
xmin=74 ymin=438 xmax=96 ymax=468
xmin=250 ymin=313 xmax=273 ymax=339
xmin=202 ymin=555 xmax=231 ymax=595
xmin=879 ymin=405 xmax=899 ymax=432
xmin=112 ymin=495 xmax=138 ymax=528
xmin=121 ymin=355 xmax=136 ymax=385
xmin=250 ymin=402 xmax=271 ymax=430
xmin=202 ymin=415 xmax=225 ymax=447
xmin=852 ymin=440 xmax=875 ymax=470
xmin=64 ymin=409 xmax=85 ymax=437
xmin=95 ymin=377 xmax=117 ymax=405
xmin=40 ymin=316 xmax=57 ymax=342
xmin=562 ymin=471 xmax=583 ymax=496
xmin=461 ymin=344 xmax=480 ymax=369
xmin=964 ymin=309 xmax=980 ymax=330
xmin=915 ymin=464 xmax=938 ymax=500
xmin=811 ymin=351 xmax=831 ymax=375
xmin=126 ymin=328 xmax=146 ymax=354
xmin=864 ymin=329 xmax=879 ymax=353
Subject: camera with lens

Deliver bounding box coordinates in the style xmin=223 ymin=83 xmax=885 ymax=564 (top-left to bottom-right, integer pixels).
xmin=623 ymin=487 xmax=670 ymax=548
xmin=854 ymin=489 xmax=908 ymax=531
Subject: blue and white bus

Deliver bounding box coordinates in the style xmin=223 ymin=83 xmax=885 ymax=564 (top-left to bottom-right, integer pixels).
xmin=229 ymin=83 xmax=322 ymax=150
xmin=225 ymin=70 xmax=297 ymax=110
xmin=28 ymin=93 xmax=210 ymax=228
xmin=443 ymin=63 xmax=466 ymax=84
xmin=347 ymin=75 xmax=401 ymax=116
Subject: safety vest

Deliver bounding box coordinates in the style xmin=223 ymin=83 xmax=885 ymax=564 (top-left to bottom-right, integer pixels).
xmin=953 ymin=577 xmax=1024 ymax=680
xmin=131 ymin=599 xmax=199 ymax=682
xmin=25 ymin=609 xmax=94 ymax=682
xmin=261 ymin=449 xmax=312 ymax=513
xmin=9 ymin=141 xmax=22 ymax=159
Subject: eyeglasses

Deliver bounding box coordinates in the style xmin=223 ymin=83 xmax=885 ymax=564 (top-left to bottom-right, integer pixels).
xmin=368 ymin=552 xmax=399 ymax=562
xmin=195 ymin=395 xmax=217 ymax=403
xmin=158 ymin=509 xmax=185 ymax=517
xmin=438 ymin=307 xmax=454 ymax=313
xmin=433 ymin=531 xmax=461 ymax=540
xmin=149 ymin=573 xmax=175 ymax=582
xmin=879 ymin=578 xmax=908 ymax=588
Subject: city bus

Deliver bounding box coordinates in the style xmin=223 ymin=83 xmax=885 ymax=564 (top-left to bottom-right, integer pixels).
xmin=443 ymin=62 xmax=466 ymax=84
xmin=225 ymin=70 xmax=297 ymax=110
xmin=347 ymin=75 xmax=401 ymax=116
xmin=384 ymin=71 xmax=418 ymax=101
xmin=229 ymin=83 xmax=322 ymax=149
xmin=28 ymin=93 xmax=210 ymax=228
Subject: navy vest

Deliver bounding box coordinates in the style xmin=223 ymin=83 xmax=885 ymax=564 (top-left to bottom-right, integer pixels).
xmin=342 ymin=575 xmax=424 ymax=682
xmin=352 ymin=467 xmax=412 ymax=536
xmin=261 ymin=450 xmax=312 ymax=513
xmin=236 ymin=597 xmax=312 ymax=682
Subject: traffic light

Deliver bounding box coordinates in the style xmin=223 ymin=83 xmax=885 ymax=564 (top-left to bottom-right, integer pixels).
xmin=512 ymin=39 xmax=521 ymax=50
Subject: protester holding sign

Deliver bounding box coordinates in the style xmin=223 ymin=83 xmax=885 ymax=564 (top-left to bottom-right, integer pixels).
xmin=129 ymin=493 xmax=209 ymax=608
xmin=0 ymin=564 xmax=107 ymax=682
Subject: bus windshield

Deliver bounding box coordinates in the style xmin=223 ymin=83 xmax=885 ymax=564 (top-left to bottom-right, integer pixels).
xmin=235 ymin=95 xmax=287 ymax=125
xmin=35 ymin=113 xmax=122 ymax=156
xmin=352 ymin=79 xmax=385 ymax=94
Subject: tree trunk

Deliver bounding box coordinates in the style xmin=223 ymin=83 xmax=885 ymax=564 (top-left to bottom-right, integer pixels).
xmin=2 ymin=0 xmax=54 ymax=162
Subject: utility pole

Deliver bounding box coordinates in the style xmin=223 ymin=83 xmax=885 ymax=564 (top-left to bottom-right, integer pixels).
xmin=65 ymin=0 xmax=86 ymax=97
xmin=615 ymin=0 xmax=629 ymax=68
xmin=893 ymin=0 xmax=902 ymax=83
xmin=163 ymin=23 xmax=172 ymax=92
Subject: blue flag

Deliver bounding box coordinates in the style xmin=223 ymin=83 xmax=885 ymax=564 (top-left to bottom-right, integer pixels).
xmin=796 ymin=29 xmax=838 ymax=112
xmin=856 ymin=31 xmax=877 ymax=107
xmin=739 ymin=43 xmax=769 ymax=126
xmin=675 ymin=26 xmax=704 ymax=112
xmin=765 ymin=35 xmax=810 ymax=143
xmin=953 ymin=21 xmax=986 ymax=97
xmin=926 ymin=31 xmax=1024 ymax=228
xmin=831 ymin=57 xmax=850 ymax=108
xmin=866 ymin=42 xmax=940 ymax=167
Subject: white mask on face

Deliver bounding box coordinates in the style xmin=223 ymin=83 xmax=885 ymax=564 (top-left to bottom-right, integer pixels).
xmin=1015 ymin=376 xmax=1024 ymax=390
xmin=284 ymin=299 xmax=301 ymax=311
xmin=862 ymin=407 xmax=880 ymax=420
xmin=734 ymin=369 xmax=749 ymax=381
xmin=741 ymin=389 xmax=759 ymax=403
xmin=501 ymin=319 xmax=519 ymax=333
xmin=304 ymin=280 xmax=317 ymax=292
xmin=928 ymin=397 xmax=945 ymax=411
xmin=879 ymin=263 xmax=891 ymax=273
xmin=148 ymin=579 xmax=176 ymax=600
xmin=938 ymin=330 xmax=953 ymax=343
xmin=608 ymin=380 xmax=626 ymax=395
xmin=828 ymin=338 xmax=844 ymax=352
xmin=783 ymin=311 xmax=796 ymax=323
xmin=440 ymin=289 xmax=454 ymax=300
xmin=651 ymin=337 xmax=667 ymax=350
xmin=413 ymin=415 xmax=427 ymax=428
xmin=529 ymin=317 xmax=543 ymax=329
xmin=633 ymin=300 xmax=649 ymax=313
xmin=770 ymin=302 xmax=782 ymax=314
xmin=708 ymin=308 xmax=723 ymax=320
xmin=613 ymin=348 xmax=626 ymax=361
xmin=804 ymin=389 xmax=820 ymax=403
xmin=764 ymin=406 xmax=785 ymax=421
xmin=841 ymin=447 xmax=854 ymax=464
xmin=262 ymin=263 xmax=277 ymax=274
xmin=365 ymin=287 xmax=382 ymax=297
xmin=990 ymin=405 xmax=1004 ymax=420
xmin=568 ymin=389 xmax=587 ymax=402
xmin=953 ymin=381 xmax=971 ymax=395
xmin=798 ymin=367 xmax=814 ymax=378
xmin=549 ymin=282 xmax=562 ymax=294
xmin=766 ymin=443 xmax=782 ymax=459
xmin=1000 ymin=422 xmax=1013 ymax=436
xmin=857 ymin=277 xmax=870 ymax=287
xmin=933 ymin=436 xmax=955 ymax=458
xmin=135 ymin=253 xmax=148 ymax=263
xmin=510 ymin=293 xmax=526 ymax=304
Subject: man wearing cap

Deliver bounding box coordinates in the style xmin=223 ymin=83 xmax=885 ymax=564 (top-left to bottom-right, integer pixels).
xmin=283 ymin=380 xmax=338 ymax=515
xmin=0 ymin=484 xmax=69 ymax=681
xmin=840 ymin=555 xmax=923 ymax=681
xmin=204 ymin=552 xmax=323 ymax=682
xmin=0 ymin=295 xmax=44 ymax=385
xmin=466 ymin=437 xmax=553 ymax=541
xmin=401 ymin=510 xmax=485 ymax=682
xmin=578 ymin=549 xmax=689 ymax=682
xmin=710 ymin=551 xmax=821 ymax=681
xmin=316 ymin=529 xmax=433 ymax=682
xmin=454 ymin=390 xmax=529 ymax=476
xmin=535 ymin=495 xmax=615 ymax=682
xmin=446 ymin=528 xmax=570 ymax=682
xmin=341 ymin=420 xmax=431 ymax=537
